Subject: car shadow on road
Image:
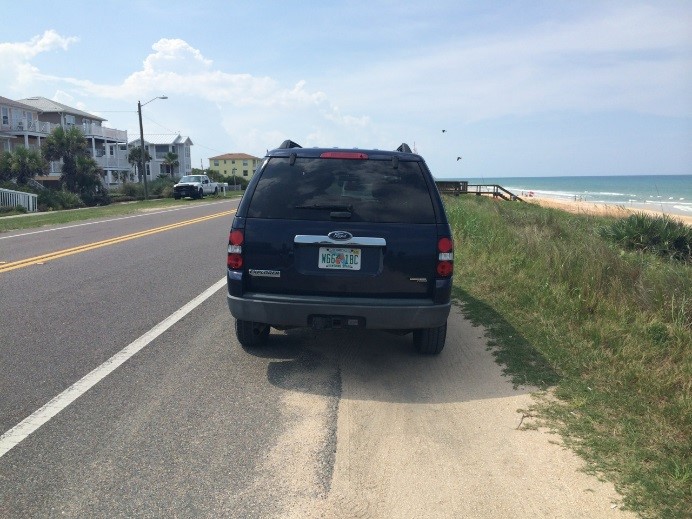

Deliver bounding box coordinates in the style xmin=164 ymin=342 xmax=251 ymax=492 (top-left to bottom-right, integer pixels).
xmin=242 ymin=301 xmax=557 ymax=405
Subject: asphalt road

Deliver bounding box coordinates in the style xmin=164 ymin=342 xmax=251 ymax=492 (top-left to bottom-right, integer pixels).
xmin=0 ymin=200 xmax=633 ymax=518
xmin=0 ymin=199 xmax=338 ymax=517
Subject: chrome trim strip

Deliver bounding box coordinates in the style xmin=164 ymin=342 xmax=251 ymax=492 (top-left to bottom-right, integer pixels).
xmin=294 ymin=235 xmax=386 ymax=246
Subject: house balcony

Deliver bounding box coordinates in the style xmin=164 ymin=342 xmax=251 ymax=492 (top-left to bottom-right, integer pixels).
xmin=82 ymin=123 xmax=127 ymax=142
xmin=94 ymin=155 xmax=130 ymax=171
xmin=4 ymin=120 xmax=127 ymax=143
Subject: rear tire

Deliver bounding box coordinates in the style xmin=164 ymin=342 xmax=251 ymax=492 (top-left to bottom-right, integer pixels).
xmin=413 ymin=322 xmax=447 ymax=354
xmin=235 ymin=319 xmax=270 ymax=347
xmin=197 ymin=188 xmax=204 ymax=199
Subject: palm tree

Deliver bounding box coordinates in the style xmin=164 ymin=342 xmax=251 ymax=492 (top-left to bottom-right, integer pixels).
xmin=73 ymin=155 xmax=104 ymax=198
xmin=42 ymin=126 xmax=89 ymax=192
xmin=11 ymin=147 xmax=46 ymax=184
xmin=127 ymin=146 xmax=151 ymax=181
xmin=162 ymin=152 xmax=179 ymax=178
xmin=0 ymin=147 xmax=47 ymax=184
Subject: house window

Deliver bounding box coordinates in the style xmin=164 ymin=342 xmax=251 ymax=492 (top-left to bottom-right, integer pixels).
xmin=65 ymin=115 xmax=76 ymax=125
xmin=243 ymin=170 xmax=248 ymax=176
xmin=1 ymin=107 xmax=8 ymax=125
xmin=243 ymin=160 xmax=248 ymax=166
xmin=214 ymin=160 xmax=219 ymax=166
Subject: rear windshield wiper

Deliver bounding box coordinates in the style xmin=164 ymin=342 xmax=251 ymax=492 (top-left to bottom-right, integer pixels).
xmin=294 ymin=203 xmax=353 ymax=211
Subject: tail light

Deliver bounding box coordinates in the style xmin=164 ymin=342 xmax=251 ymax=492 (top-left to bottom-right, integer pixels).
xmin=227 ymin=229 xmax=244 ymax=270
xmin=436 ymin=236 xmax=454 ymax=277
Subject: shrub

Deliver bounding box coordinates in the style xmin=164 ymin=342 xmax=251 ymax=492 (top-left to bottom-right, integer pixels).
xmin=119 ymin=182 xmax=145 ymax=199
xmin=37 ymin=189 xmax=85 ymax=210
xmin=80 ymin=191 xmax=112 ymax=207
xmin=599 ymin=213 xmax=691 ymax=262
xmin=0 ymin=205 xmax=27 ymax=215
xmin=148 ymin=177 xmax=175 ymax=197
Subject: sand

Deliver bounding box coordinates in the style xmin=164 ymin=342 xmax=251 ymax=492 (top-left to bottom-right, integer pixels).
xmin=523 ymin=195 xmax=692 ymax=226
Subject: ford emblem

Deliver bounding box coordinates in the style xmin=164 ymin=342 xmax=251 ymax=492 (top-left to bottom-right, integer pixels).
xmin=328 ymin=231 xmax=352 ymax=241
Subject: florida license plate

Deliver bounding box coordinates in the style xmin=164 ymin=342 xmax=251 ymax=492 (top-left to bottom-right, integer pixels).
xmin=318 ymin=247 xmax=361 ymax=270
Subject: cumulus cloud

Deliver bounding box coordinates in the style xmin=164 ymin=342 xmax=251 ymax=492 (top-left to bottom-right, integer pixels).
xmin=0 ymin=30 xmax=78 ymax=92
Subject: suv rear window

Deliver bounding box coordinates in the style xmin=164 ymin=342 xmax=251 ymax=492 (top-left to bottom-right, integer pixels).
xmin=246 ymin=157 xmax=436 ymax=223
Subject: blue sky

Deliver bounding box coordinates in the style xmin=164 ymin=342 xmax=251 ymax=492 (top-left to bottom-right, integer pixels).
xmin=1 ymin=0 xmax=690 ymax=178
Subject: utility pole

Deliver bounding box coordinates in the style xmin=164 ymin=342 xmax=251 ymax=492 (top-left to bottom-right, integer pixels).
xmin=137 ymin=95 xmax=167 ymax=200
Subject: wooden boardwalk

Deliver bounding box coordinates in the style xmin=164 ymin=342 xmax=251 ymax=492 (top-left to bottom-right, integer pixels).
xmin=435 ymin=181 xmax=523 ymax=201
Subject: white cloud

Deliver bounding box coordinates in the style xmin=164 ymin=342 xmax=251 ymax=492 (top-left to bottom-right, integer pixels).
xmin=0 ymin=30 xmax=78 ymax=92
xmin=317 ymin=4 xmax=692 ymax=121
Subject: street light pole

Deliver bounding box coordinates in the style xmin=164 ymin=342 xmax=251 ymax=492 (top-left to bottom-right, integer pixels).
xmin=137 ymin=95 xmax=167 ymax=200
xmin=232 ymin=168 xmax=237 ymax=191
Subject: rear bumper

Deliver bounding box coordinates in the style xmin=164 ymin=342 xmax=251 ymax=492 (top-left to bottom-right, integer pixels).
xmin=227 ymin=290 xmax=451 ymax=330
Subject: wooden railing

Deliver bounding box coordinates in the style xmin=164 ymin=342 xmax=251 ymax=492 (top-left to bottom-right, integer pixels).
xmin=435 ymin=181 xmax=522 ymax=201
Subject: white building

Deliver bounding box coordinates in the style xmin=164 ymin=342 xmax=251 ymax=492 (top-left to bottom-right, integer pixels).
xmin=128 ymin=134 xmax=193 ymax=180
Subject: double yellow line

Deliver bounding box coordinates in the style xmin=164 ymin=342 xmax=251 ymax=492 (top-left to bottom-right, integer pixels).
xmin=0 ymin=209 xmax=235 ymax=274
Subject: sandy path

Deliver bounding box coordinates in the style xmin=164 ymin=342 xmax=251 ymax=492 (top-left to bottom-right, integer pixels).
xmin=284 ymin=307 xmax=636 ymax=518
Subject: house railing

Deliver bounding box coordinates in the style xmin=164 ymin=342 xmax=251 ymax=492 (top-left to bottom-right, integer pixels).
xmin=0 ymin=188 xmax=38 ymax=213
xmin=4 ymin=119 xmax=127 ymax=142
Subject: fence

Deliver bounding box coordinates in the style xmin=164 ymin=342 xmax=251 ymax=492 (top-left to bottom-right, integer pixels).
xmin=0 ymin=188 xmax=39 ymax=213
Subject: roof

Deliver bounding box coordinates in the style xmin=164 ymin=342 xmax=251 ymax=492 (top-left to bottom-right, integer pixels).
xmin=17 ymin=96 xmax=106 ymax=122
xmin=267 ymin=143 xmax=421 ymax=161
xmin=0 ymin=96 xmax=41 ymax=112
xmin=209 ymin=153 xmax=261 ymax=161
xmin=128 ymin=134 xmax=193 ymax=146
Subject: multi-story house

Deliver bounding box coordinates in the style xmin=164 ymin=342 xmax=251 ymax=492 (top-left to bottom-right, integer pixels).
xmin=16 ymin=96 xmax=129 ymax=187
xmin=208 ymin=153 xmax=262 ymax=185
xmin=0 ymin=96 xmax=43 ymax=155
xmin=128 ymin=134 xmax=193 ymax=180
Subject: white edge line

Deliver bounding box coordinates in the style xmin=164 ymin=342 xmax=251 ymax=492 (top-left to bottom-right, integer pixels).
xmin=0 ymin=276 xmax=227 ymax=459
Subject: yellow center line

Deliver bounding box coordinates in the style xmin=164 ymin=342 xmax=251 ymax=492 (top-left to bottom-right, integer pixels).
xmin=0 ymin=209 xmax=235 ymax=274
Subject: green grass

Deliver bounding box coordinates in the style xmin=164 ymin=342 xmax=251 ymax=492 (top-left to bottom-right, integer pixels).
xmin=446 ymin=196 xmax=691 ymax=519
xmin=0 ymin=194 xmax=240 ymax=233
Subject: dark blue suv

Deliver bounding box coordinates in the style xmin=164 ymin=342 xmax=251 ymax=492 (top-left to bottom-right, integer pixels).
xmin=226 ymin=140 xmax=454 ymax=354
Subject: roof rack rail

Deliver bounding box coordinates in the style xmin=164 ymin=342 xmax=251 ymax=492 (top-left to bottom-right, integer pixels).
xmin=396 ymin=143 xmax=412 ymax=153
xmin=278 ymin=139 xmax=302 ymax=149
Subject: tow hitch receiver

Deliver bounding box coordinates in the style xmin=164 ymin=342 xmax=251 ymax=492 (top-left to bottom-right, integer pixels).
xmin=309 ymin=315 xmax=364 ymax=330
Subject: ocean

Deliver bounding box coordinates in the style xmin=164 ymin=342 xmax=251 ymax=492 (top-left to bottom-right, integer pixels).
xmin=438 ymin=175 xmax=692 ymax=216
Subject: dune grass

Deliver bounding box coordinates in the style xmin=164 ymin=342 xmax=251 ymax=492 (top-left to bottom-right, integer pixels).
xmin=446 ymin=195 xmax=691 ymax=519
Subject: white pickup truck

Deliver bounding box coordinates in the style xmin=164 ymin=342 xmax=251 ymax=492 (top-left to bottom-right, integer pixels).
xmin=173 ymin=175 xmax=219 ymax=199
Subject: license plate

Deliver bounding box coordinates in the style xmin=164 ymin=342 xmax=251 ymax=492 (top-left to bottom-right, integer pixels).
xmin=318 ymin=247 xmax=361 ymax=270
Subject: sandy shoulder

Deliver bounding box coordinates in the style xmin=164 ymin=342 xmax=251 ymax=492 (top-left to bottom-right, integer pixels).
xmin=288 ymin=308 xmax=636 ymax=519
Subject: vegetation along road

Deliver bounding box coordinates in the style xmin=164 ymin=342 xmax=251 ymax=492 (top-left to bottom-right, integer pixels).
xmin=2 ymin=197 xmax=678 ymax=517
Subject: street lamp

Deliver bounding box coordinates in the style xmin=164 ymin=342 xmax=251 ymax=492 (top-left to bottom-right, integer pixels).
xmin=232 ymin=168 xmax=237 ymax=191
xmin=137 ymin=95 xmax=167 ymax=200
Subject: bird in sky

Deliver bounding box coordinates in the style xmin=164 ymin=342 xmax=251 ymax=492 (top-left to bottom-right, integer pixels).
xmin=441 ymin=129 xmax=446 ymax=133
xmin=456 ymin=156 xmax=462 ymax=161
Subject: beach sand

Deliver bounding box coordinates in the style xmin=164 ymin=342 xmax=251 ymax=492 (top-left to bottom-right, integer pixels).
xmin=524 ymin=196 xmax=692 ymax=226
